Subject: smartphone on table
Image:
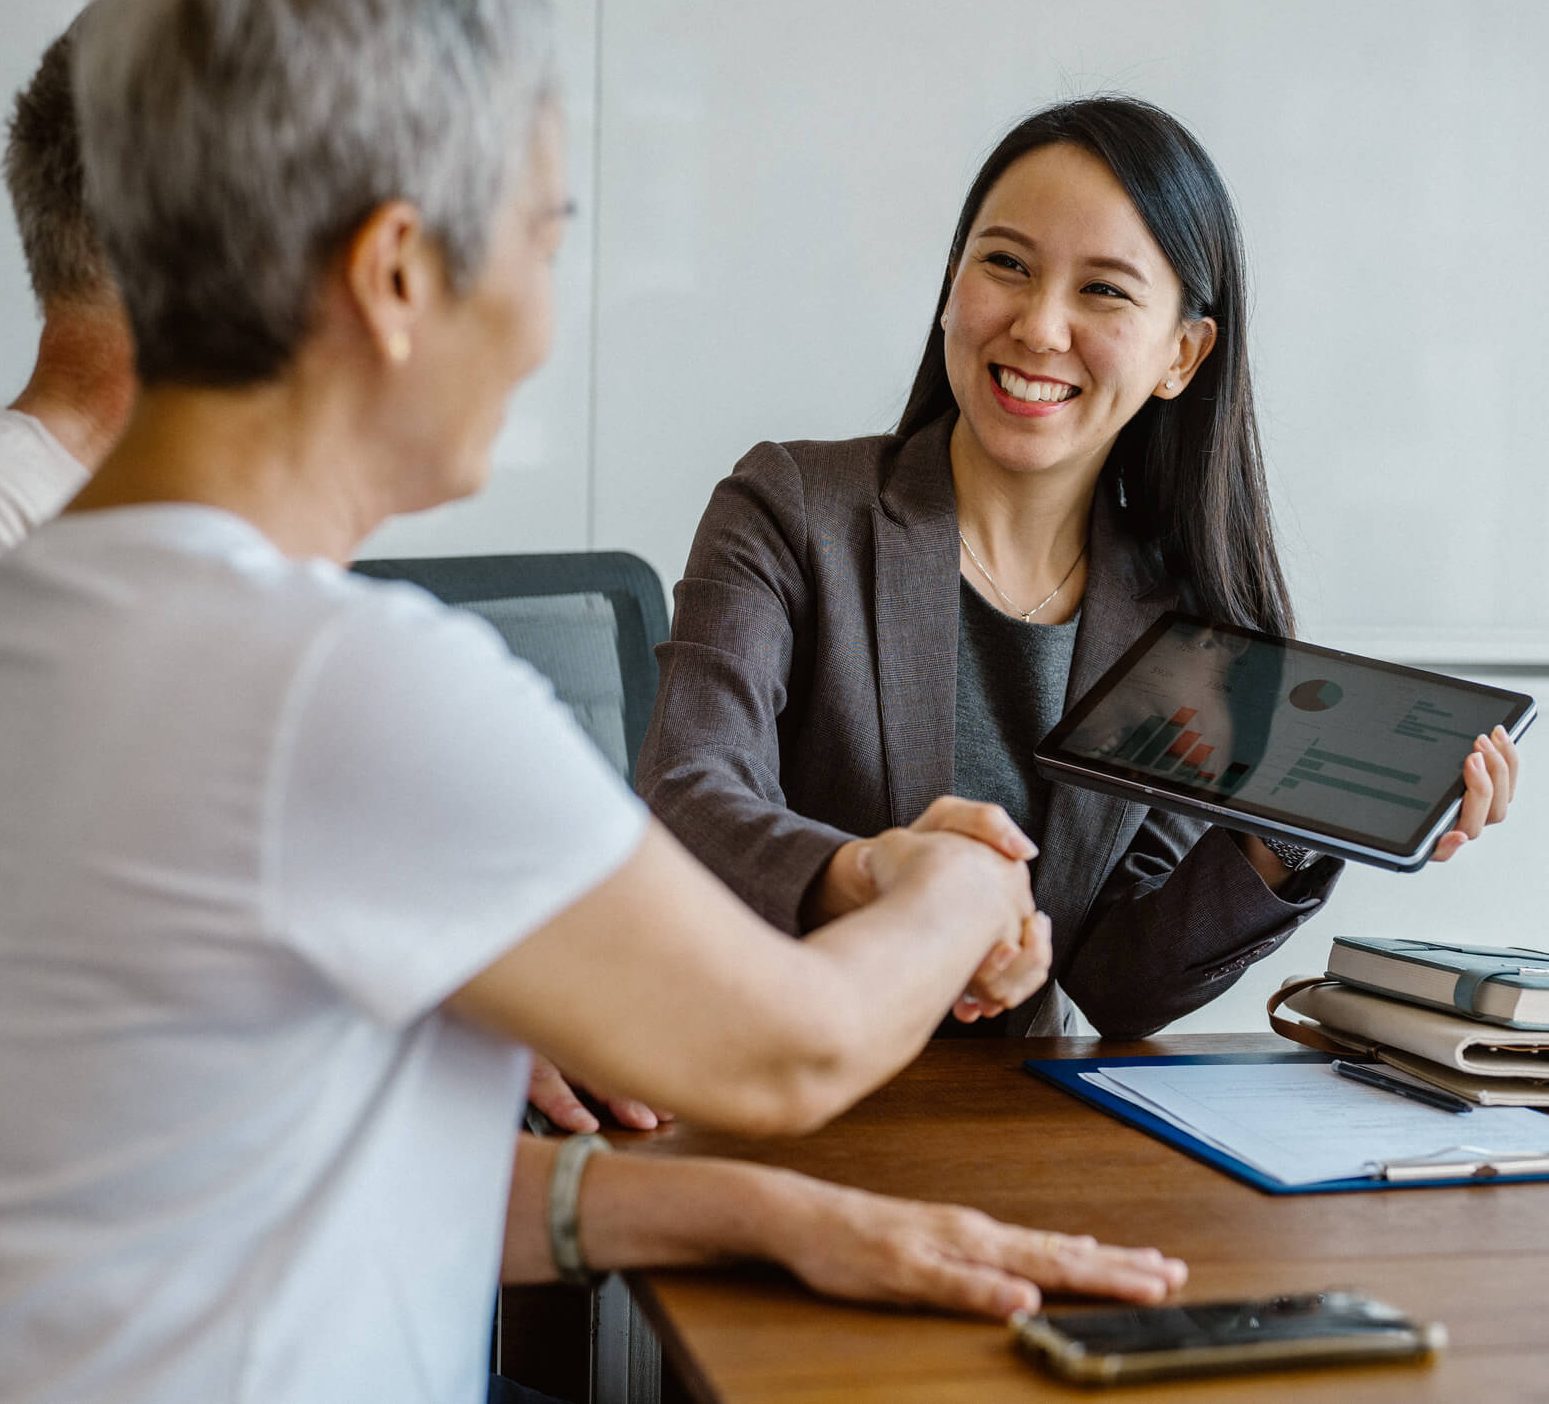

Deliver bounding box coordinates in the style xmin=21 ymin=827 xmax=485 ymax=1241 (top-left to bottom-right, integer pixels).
xmin=1012 ymin=1291 xmax=1444 ymax=1385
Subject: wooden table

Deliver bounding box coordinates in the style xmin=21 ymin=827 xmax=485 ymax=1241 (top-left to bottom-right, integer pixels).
xmin=618 ymin=1035 xmax=1549 ymax=1403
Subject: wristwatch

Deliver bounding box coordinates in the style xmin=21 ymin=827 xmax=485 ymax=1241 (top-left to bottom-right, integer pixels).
xmin=1260 ymin=836 xmax=1320 ymax=873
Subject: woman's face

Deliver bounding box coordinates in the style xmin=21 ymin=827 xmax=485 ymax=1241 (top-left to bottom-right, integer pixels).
xmin=941 ymin=142 xmax=1214 ymax=489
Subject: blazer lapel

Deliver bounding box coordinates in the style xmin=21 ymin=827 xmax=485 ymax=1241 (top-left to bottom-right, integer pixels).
xmin=872 ymin=418 xmax=959 ymax=825
xmin=1030 ymin=491 xmax=1177 ymax=1003
xmin=869 ymin=423 xmax=1179 ymax=1020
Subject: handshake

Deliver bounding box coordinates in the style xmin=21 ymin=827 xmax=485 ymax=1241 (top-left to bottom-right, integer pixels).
xmin=537 ymin=795 xmax=1052 ymax=1134
xmin=818 ymin=794 xmax=1054 ymax=1024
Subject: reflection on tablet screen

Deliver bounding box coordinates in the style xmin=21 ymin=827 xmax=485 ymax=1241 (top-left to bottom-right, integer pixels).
xmin=1058 ymin=619 xmax=1525 ymax=850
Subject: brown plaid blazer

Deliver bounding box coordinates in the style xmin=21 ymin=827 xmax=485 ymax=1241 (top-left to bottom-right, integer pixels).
xmin=637 ymin=415 xmax=1339 ymax=1037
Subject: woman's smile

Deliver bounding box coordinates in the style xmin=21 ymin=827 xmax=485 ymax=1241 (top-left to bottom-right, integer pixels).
xmin=988 ymin=364 xmax=1080 ymax=417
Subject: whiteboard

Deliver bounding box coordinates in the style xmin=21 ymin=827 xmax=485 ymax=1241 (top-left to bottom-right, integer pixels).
xmin=590 ymin=0 xmax=1549 ymax=665
xmin=3 ymin=0 xmax=1545 ymax=658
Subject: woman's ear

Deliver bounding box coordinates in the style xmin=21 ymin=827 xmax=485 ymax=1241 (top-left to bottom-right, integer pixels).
xmin=939 ymin=260 xmax=960 ymax=332
xmin=1154 ymin=316 xmax=1218 ymax=399
xmin=341 ymin=200 xmax=436 ymax=367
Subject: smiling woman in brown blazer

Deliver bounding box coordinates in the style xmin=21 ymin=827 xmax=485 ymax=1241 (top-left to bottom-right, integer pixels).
xmin=636 ymin=97 xmax=1519 ymax=1040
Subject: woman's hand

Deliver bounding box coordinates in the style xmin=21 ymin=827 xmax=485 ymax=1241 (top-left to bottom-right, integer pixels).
xmin=906 ymin=799 xmax=1047 ymax=1020
xmin=952 ymin=912 xmax=1052 ymax=1023
xmin=765 ymin=1175 xmax=1187 ymax=1319
xmin=527 ymin=1055 xmax=674 ymax=1133
xmin=809 ymin=797 xmax=1035 ymax=924
xmin=1431 ymin=725 xmax=1521 ymax=863
xmin=809 ymin=798 xmax=1047 ymax=1020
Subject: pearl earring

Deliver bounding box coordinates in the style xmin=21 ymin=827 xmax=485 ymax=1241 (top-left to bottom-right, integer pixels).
xmin=1165 ymin=379 xmax=1176 ymax=391
xmin=386 ymin=330 xmax=412 ymax=364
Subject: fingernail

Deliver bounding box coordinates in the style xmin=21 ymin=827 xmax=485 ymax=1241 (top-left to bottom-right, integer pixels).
xmin=996 ymin=1283 xmax=1038 ymax=1318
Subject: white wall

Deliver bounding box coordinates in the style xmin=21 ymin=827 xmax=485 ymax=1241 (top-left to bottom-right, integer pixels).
xmin=0 ymin=0 xmax=83 ymax=390
xmin=589 ymin=0 xmax=1549 ymax=667
xmin=3 ymin=2 xmax=1545 ymax=1032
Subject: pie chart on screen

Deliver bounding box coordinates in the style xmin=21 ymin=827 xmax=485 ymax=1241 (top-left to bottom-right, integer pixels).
xmin=1290 ymin=679 xmax=1343 ymax=712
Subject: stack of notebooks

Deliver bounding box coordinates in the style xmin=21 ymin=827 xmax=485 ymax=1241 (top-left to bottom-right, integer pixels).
xmin=1277 ymin=937 xmax=1549 ymax=1107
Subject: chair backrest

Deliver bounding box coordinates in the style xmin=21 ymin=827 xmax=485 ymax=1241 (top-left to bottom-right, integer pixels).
xmin=352 ymin=551 xmax=668 ymax=783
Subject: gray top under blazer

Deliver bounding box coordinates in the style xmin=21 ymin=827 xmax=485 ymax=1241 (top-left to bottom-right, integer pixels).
xmin=636 ymin=414 xmax=1341 ymax=1038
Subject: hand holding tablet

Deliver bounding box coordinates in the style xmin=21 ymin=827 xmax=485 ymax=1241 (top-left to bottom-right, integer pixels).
xmin=1035 ymin=615 xmax=1535 ymax=871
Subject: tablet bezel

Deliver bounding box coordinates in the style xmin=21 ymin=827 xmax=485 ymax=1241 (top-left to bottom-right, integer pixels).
xmin=1033 ymin=612 xmax=1538 ymax=871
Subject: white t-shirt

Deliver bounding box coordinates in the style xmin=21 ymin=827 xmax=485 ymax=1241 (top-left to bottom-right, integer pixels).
xmin=0 ymin=408 xmax=89 ymax=551
xmin=0 ymin=506 xmax=647 ymax=1404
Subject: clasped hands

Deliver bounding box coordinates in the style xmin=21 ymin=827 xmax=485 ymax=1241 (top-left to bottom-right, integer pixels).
xmin=530 ymin=795 xmax=1046 ymax=1132
xmin=837 ymin=795 xmax=1049 ymax=1023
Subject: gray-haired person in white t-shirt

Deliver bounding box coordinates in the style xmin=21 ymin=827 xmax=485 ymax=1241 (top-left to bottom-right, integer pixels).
xmin=0 ymin=4 xmax=1184 ymax=1401
xmin=0 ymin=10 xmax=136 ymax=551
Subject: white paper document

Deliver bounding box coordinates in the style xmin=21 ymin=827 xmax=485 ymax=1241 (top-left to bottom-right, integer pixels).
xmin=1082 ymin=1062 xmax=1549 ymax=1186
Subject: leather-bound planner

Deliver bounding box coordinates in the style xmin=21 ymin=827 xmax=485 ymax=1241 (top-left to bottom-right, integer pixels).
xmin=1280 ymin=979 xmax=1549 ymax=1079
xmin=1327 ymin=936 xmax=1549 ymax=1030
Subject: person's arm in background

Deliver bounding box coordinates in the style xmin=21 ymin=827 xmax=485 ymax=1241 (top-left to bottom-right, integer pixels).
xmin=501 ymin=1133 xmax=1186 ymax=1318
xmin=1058 ymin=727 xmax=1519 ymax=1039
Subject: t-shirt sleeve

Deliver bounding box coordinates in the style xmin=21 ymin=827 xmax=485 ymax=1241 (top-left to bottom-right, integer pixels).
xmin=0 ymin=413 xmax=90 ymax=551
xmin=263 ymin=584 xmax=648 ymax=1028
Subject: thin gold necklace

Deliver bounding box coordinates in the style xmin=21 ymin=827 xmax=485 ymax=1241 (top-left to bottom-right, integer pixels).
xmin=958 ymin=531 xmax=1087 ymax=623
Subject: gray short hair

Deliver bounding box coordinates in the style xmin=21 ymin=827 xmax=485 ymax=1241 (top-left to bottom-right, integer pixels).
xmin=74 ymin=0 xmax=556 ymax=386
xmin=4 ymin=18 xmax=114 ymax=308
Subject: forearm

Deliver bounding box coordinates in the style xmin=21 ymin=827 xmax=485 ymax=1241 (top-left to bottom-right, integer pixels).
xmin=502 ymin=1134 xmax=1190 ymax=1317
xmin=455 ymin=825 xmax=1024 ymax=1136
xmin=642 ymin=756 xmax=852 ymax=934
xmin=502 ymin=1132 xmax=799 ymax=1282
xmin=1062 ymin=827 xmax=1341 ymax=1039
xmin=799 ymin=870 xmax=1013 ymax=1090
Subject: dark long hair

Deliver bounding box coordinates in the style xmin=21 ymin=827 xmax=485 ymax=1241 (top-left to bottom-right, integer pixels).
xmin=899 ymin=96 xmax=1294 ymax=635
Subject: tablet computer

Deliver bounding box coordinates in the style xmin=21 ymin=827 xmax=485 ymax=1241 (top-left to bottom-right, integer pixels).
xmin=1034 ymin=613 xmax=1537 ymax=871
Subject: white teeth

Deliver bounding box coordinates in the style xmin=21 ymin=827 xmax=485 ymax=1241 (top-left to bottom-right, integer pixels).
xmin=996 ymin=367 xmax=1076 ymax=403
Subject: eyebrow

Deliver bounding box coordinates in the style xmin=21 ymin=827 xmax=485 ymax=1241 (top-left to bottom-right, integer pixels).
xmin=975 ymin=225 xmax=1151 ymax=288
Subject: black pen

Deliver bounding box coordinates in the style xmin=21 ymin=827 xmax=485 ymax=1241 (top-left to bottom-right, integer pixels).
xmin=1331 ymin=1059 xmax=1473 ymax=1114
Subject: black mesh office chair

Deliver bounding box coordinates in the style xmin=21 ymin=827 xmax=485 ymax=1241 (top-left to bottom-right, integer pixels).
xmin=352 ymin=551 xmax=668 ymax=783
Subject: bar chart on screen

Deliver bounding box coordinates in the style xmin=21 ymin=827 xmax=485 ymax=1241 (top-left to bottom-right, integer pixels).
xmin=1103 ymin=707 xmax=1252 ymax=793
xmin=1271 ymin=743 xmax=1430 ymax=813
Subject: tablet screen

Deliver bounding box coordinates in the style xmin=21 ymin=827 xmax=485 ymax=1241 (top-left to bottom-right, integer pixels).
xmin=1043 ymin=615 xmax=1534 ymax=855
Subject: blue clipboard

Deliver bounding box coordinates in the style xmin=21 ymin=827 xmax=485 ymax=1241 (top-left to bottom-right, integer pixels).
xmin=1024 ymin=1051 xmax=1549 ymax=1195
